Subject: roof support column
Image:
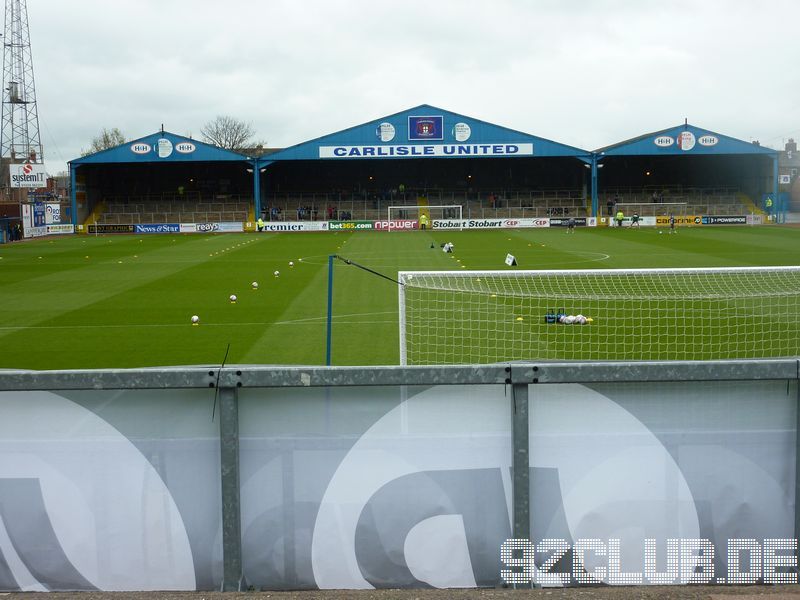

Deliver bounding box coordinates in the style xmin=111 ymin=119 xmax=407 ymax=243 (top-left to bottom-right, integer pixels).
xmin=253 ymin=160 xmax=261 ymax=222
xmin=70 ymin=165 xmax=77 ymax=227
xmin=773 ymin=155 xmax=780 ymax=223
xmin=581 ymin=156 xmax=599 ymax=218
xmin=590 ymin=155 xmax=599 ymax=218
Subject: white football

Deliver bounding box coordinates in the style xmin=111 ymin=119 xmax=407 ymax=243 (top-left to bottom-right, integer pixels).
xmin=289 ymin=261 xmax=294 ymax=267
xmin=191 ymin=315 xmax=199 ymax=324
xmin=251 ymin=281 xmax=258 ymax=289
xmin=274 ymin=270 xmax=280 ymax=277
xmin=229 ymin=294 xmax=237 ymax=303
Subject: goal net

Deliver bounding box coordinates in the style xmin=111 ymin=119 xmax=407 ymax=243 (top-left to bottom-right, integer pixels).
xmin=398 ymin=267 xmax=800 ymax=365
xmin=615 ymin=202 xmax=687 ymax=220
xmin=388 ymin=204 xmax=463 ymax=227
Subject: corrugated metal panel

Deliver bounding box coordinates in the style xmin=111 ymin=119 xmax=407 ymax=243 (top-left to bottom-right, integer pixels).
xmin=71 ymin=131 xmax=251 ymax=165
xmin=258 ymin=104 xmax=591 ymax=163
xmin=596 ymin=124 xmax=778 ymax=157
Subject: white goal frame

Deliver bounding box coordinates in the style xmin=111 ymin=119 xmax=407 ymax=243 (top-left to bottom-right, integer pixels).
xmin=398 ymin=266 xmax=800 ymax=365
xmin=614 ymin=202 xmax=688 ymax=224
xmin=387 ymin=205 xmax=463 ymax=229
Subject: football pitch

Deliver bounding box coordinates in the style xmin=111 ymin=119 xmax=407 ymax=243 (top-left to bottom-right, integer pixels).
xmin=1 ymin=225 xmax=799 ymax=370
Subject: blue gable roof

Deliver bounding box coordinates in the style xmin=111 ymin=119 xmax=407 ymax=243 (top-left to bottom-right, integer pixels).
xmin=258 ymin=104 xmax=589 ymax=164
xmin=71 ymin=131 xmax=250 ymax=165
xmin=596 ymin=124 xmax=777 ymax=157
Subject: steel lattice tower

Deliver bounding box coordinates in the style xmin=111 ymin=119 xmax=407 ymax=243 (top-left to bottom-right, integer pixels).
xmin=0 ymin=0 xmax=42 ymax=165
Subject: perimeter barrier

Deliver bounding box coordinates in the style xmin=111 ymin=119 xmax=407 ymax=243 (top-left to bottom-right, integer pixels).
xmin=0 ymin=360 xmax=798 ymax=591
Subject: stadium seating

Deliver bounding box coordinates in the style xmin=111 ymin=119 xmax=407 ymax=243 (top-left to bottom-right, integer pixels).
xmin=264 ymin=189 xmax=589 ymax=221
xmin=96 ymin=196 xmax=250 ymax=224
xmin=94 ymin=186 xmax=753 ymax=225
xmin=602 ymin=186 xmax=750 ymax=217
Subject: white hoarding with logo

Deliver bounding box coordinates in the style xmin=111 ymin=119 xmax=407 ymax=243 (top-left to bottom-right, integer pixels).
xmin=260 ymin=221 xmax=328 ymax=232
xmin=46 ymin=224 xmax=74 ymax=234
xmin=45 ymin=203 xmax=61 ymax=224
xmin=432 ymin=218 xmax=550 ymax=230
xmin=747 ymin=214 xmax=764 ymax=225
xmin=373 ymin=219 xmax=418 ymax=231
xmin=179 ymin=223 xmax=225 ymax=233
xmin=500 ymin=218 xmax=550 ymax=228
xmin=218 ymin=222 xmax=244 ymax=232
xmin=9 ymin=163 xmax=47 ymax=188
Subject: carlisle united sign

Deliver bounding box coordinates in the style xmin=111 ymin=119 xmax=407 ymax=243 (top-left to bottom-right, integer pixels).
xmin=319 ymin=143 xmax=534 ymax=159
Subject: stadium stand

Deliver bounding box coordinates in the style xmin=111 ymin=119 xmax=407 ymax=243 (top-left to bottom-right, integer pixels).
xmin=93 ymin=186 xmax=756 ymax=225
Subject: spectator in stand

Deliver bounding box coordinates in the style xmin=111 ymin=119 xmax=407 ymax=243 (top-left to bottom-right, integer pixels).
xmin=606 ymin=198 xmax=614 ymax=216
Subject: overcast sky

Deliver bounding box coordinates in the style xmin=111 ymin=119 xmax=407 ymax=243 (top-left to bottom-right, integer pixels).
xmin=22 ymin=0 xmax=800 ymax=175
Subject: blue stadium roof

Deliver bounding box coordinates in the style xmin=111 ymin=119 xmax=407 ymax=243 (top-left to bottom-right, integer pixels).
xmin=258 ymin=104 xmax=590 ymax=164
xmin=595 ymin=123 xmax=777 ymax=157
xmin=71 ymin=131 xmax=250 ymax=165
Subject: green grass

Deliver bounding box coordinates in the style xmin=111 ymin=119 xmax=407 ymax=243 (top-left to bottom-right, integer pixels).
xmin=0 ymin=225 xmax=799 ymax=369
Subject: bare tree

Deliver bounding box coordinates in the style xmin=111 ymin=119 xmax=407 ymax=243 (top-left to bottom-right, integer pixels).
xmin=81 ymin=128 xmax=126 ymax=156
xmin=200 ymin=116 xmax=262 ymax=153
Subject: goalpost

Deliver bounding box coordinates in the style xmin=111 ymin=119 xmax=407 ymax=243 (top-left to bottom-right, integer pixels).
xmin=388 ymin=204 xmax=463 ymax=228
xmin=398 ymin=266 xmax=800 ymax=365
